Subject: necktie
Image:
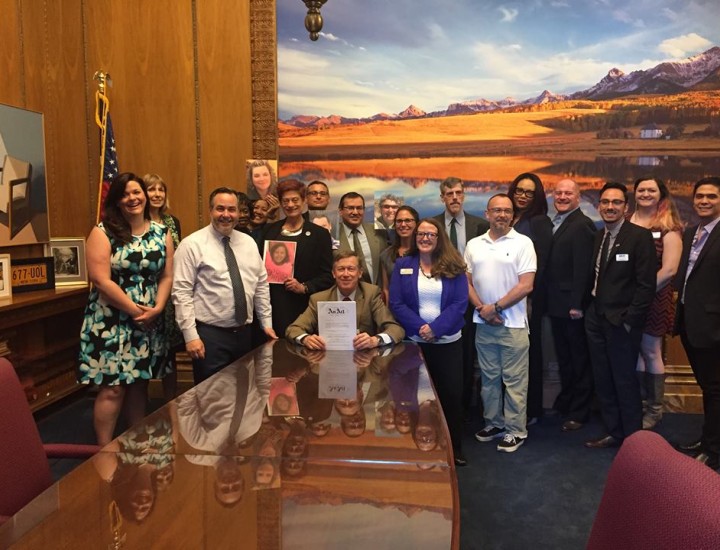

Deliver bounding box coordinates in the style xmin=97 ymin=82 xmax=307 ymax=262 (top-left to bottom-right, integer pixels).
xmin=223 ymin=236 xmax=248 ymax=325
xmin=342 ymin=296 xmax=351 ymax=302
xmin=598 ymin=230 xmax=611 ymax=277
xmin=352 ymin=228 xmax=370 ymax=283
xmin=592 ymin=230 xmax=610 ymax=297
xmin=552 ymin=214 xmax=563 ymax=234
xmin=450 ymin=218 xmax=458 ymax=249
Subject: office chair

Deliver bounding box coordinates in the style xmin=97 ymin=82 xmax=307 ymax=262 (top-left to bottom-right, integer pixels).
xmin=0 ymin=358 xmax=99 ymax=524
xmin=587 ymin=430 xmax=720 ymax=550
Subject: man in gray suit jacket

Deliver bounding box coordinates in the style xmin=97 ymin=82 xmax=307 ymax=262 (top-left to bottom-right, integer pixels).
xmin=337 ymin=192 xmax=390 ymax=284
xmin=433 ymin=177 xmax=490 ymax=418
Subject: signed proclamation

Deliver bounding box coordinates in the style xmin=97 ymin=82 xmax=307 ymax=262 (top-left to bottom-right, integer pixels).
xmin=318 ymin=300 xmax=357 ymax=350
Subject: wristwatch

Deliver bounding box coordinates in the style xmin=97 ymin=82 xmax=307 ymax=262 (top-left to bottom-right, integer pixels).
xmin=494 ymin=302 xmax=503 ymax=314
xmin=375 ymin=335 xmax=383 ymax=347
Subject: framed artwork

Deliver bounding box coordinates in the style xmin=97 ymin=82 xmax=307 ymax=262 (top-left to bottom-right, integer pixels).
xmin=44 ymin=237 xmax=88 ymax=286
xmin=10 ymin=256 xmax=55 ymax=293
xmin=0 ymin=254 xmax=11 ymax=300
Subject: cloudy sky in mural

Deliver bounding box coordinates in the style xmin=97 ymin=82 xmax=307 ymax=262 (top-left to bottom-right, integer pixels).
xmin=277 ymin=0 xmax=720 ymax=118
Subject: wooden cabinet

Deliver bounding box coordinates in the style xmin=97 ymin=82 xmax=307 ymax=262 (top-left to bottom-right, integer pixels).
xmin=0 ymin=287 xmax=87 ymax=411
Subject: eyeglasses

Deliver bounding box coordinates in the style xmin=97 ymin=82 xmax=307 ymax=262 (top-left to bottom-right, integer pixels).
xmin=514 ymin=188 xmax=535 ymax=198
xmin=416 ymin=231 xmax=439 ymax=240
xmin=442 ymin=190 xmax=463 ymax=198
xmin=488 ymin=208 xmax=513 ymax=215
xmin=342 ymin=206 xmax=364 ymax=212
xmin=599 ymin=199 xmax=626 ymax=207
xmin=307 ymin=191 xmax=329 ymax=197
xmin=281 ymin=197 xmax=302 ymax=206
xmin=395 ymin=218 xmax=416 ymax=225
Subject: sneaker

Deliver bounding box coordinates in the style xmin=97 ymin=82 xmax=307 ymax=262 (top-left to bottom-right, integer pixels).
xmin=497 ymin=434 xmax=526 ymax=453
xmin=475 ymin=426 xmax=506 ymax=442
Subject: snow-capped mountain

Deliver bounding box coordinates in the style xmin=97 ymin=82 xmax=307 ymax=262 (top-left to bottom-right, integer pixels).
xmin=280 ymin=46 xmax=720 ymax=127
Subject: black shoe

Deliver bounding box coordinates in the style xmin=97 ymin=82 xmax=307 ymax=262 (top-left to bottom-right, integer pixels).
xmin=584 ymin=435 xmax=621 ymax=449
xmin=454 ymin=453 xmax=468 ymax=467
xmin=694 ymin=452 xmax=719 ymax=470
xmin=678 ymin=439 xmax=703 ymax=453
xmin=561 ymin=420 xmax=583 ymax=432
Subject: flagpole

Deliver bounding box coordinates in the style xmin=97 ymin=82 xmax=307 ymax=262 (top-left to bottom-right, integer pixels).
xmin=93 ymin=70 xmax=111 ymax=223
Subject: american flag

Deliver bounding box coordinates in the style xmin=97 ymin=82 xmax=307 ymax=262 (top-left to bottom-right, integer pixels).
xmin=96 ymin=92 xmax=119 ymax=222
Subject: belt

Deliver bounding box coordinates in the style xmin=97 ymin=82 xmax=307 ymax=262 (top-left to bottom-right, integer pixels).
xmin=196 ymin=320 xmax=250 ymax=333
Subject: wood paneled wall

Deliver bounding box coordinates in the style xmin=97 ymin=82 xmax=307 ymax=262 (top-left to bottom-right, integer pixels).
xmin=0 ymin=0 xmax=278 ymax=257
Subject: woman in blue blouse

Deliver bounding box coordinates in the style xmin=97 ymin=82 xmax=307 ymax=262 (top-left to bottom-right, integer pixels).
xmin=389 ymin=217 xmax=469 ymax=466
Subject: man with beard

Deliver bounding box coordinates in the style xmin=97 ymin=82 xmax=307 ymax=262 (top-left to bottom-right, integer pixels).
xmin=434 ymin=177 xmax=490 ymax=420
xmin=584 ymin=182 xmax=655 ymax=449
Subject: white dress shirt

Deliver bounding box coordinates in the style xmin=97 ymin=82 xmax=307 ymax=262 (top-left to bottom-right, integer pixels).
xmin=173 ymin=225 xmax=272 ymax=343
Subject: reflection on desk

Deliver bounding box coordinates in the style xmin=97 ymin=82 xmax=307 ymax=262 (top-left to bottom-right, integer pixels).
xmin=0 ymin=341 xmax=458 ymax=549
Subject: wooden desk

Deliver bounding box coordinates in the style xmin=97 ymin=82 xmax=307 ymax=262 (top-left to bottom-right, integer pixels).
xmin=0 ymin=341 xmax=459 ymax=549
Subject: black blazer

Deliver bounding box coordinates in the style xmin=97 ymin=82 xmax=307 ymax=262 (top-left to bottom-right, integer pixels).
xmin=674 ymin=221 xmax=720 ymax=348
xmin=259 ymin=219 xmax=334 ymax=335
xmin=591 ymin=221 xmax=656 ymax=328
xmin=546 ymin=209 xmax=597 ymax=317
xmin=433 ymin=211 xmax=490 ymax=245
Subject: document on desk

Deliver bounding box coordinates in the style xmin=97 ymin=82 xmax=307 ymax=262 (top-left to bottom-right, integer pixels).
xmin=318 ymin=300 xmax=356 ymax=350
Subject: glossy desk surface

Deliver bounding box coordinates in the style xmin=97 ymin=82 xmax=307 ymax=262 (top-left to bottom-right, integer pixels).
xmin=1 ymin=341 xmax=458 ymax=549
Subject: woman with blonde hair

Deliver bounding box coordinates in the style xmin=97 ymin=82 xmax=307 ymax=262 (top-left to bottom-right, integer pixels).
xmin=629 ymin=176 xmax=683 ymax=429
xmin=144 ymin=173 xmax=182 ymax=400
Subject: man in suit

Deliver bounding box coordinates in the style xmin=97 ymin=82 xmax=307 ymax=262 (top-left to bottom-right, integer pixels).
xmin=433 ymin=176 xmax=490 ymax=419
xmin=584 ymin=182 xmax=656 ymax=448
xmin=675 ymin=176 xmax=720 ymax=470
xmin=545 ymin=179 xmax=597 ymax=432
xmin=337 ymin=192 xmax=390 ymax=284
xmin=286 ymin=250 xmax=405 ymax=350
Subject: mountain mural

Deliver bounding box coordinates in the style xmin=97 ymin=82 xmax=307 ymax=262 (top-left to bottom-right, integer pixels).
xmin=282 ymin=46 xmax=720 ymax=129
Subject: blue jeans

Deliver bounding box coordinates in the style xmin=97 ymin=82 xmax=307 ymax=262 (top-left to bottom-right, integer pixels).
xmin=475 ymin=324 xmax=530 ymax=438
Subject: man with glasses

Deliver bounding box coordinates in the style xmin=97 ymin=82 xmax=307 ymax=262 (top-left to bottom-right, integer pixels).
xmin=434 ymin=177 xmax=490 ymax=420
xmin=337 ymin=192 xmax=390 ymax=284
xmin=584 ymin=182 xmax=655 ymax=449
xmin=306 ymin=180 xmax=331 ymax=210
xmin=286 ymin=250 xmax=404 ymax=350
xmin=465 ymin=193 xmax=537 ymax=453
xmin=375 ymin=193 xmax=402 ymax=231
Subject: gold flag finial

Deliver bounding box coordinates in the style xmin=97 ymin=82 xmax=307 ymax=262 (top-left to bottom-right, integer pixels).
xmin=93 ymin=70 xmax=112 ymax=95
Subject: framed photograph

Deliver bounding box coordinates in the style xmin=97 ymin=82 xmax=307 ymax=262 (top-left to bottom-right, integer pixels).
xmin=44 ymin=238 xmax=88 ymax=286
xmin=263 ymin=240 xmax=297 ymax=284
xmin=0 ymin=254 xmax=11 ymax=300
xmin=10 ymin=256 xmax=55 ymax=293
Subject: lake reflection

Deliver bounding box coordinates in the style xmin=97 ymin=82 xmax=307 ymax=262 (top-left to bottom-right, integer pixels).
xmin=281 ymin=155 xmax=707 ymax=226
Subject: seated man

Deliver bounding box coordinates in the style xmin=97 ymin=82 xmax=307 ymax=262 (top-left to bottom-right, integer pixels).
xmin=286 ymin=250 xmax=405 ymax=350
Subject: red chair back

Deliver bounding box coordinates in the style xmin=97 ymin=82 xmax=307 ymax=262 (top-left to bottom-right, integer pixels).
xmin=0 ymin=358 xmax=53 ymax=520
xmin=588 ymin=430 xmax=720 ymax=550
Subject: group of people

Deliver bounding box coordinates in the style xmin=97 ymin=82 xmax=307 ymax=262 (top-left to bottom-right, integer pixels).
xmin=77 ymin=170 xmax=720 ymax=473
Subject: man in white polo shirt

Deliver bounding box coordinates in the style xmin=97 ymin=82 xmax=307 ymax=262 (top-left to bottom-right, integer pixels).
xmin=464 ymin=193 xmax=537 ymax=453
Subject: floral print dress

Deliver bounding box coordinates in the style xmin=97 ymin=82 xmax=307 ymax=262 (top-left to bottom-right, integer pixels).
xmin=77 ymin=221 xmax=168 ymax=385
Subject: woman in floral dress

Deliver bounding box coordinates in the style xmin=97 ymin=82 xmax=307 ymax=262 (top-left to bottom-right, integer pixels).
xmin=78 ymin=172 xmax=174 ymax=445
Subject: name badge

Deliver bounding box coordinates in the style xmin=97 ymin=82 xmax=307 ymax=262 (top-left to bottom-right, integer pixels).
xmin=616 ymin=254 xmax=629 ymax=262
xmin=652 ymin=231 xmax=661 ymax=239
xmin=400 ymin=268 xmax=414 ymax=275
